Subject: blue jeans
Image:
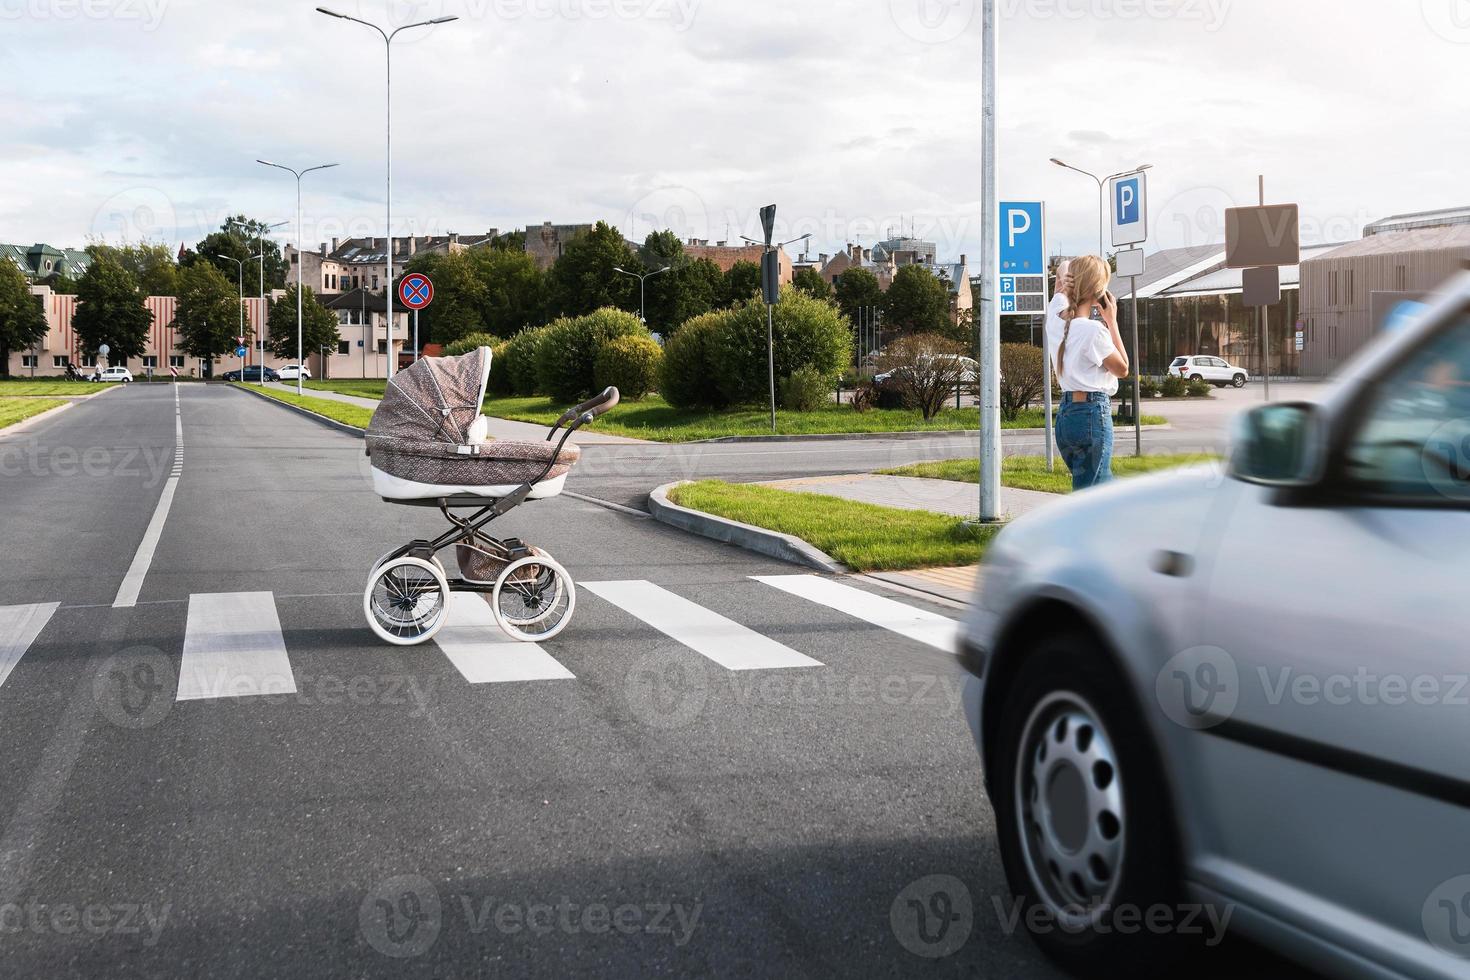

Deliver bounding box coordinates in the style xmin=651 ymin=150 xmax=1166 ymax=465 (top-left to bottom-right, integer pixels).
xmin=1055 ymin=392 xmax=1114 ymax=491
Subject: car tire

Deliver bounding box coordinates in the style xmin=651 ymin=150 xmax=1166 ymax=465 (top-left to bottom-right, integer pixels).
xmin=1188 ymin=373 xmax=1203 ymax=382
xmin=1232 ymin=375 xmax=1246 ymax=388
xmin=991 ymin=632 xmax=1189 ymax=976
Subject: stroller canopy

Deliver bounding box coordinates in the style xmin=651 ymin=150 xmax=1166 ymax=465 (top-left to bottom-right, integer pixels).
xmin=366 ymin=347 xmax=492 ymax=447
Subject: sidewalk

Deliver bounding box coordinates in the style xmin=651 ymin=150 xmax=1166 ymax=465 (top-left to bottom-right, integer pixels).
xmin=759 ymin=472 xmax=1059 ymax=520
xmin=263 ymin=383 xmax=649 ymax=445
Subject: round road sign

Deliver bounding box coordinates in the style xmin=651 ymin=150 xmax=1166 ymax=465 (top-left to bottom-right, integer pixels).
xmin=399 ymin=273 xmax=433 ymax=310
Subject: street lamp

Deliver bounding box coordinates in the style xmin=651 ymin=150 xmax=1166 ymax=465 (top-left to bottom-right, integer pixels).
xmin=316 ymin=6 xmax=458 ymax=380
xmin=257 ymin=160 xmax=339 ymax=394
xmin=742 ymin=232 xmax=812 ymax=430
xmin=215 ymin=252 xmax=263 ymax=381
xmin=612 ymin=265 xmax=671 ymax=325
xmin=256 ymin=219 xmax=290 ymax=385
xmin=1049 ymin=158 xmax=1152 ymax=255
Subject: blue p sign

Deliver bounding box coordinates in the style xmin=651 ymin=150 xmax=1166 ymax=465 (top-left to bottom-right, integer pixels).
xmin=1116 ymin=178 xmax=1139 ymax=225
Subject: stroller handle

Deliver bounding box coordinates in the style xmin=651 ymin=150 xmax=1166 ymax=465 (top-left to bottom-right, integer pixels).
xmin=549 ymin=387 xmax=620 ymax=437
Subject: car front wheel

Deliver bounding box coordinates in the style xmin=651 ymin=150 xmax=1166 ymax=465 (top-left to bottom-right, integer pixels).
xmin=991 ymin=632 xmax=1189 ymax=975
xmin=1232 ymin=375 xmax=1246 ymax=388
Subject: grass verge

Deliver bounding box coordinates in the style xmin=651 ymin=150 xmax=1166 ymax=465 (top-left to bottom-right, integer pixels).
xmin=666 ymin=479 xmax=996 ymax=571
xmin=881 ymin=453 xmax=1220 ymax=495
xmin=304 ymin=379 xmax=387 ymax=400
xmin=0 ymin=380 xmax=116 ymax=396
xmin=238 ymin=384 xmax=375 ymax=429
xmin=0 ymin=398 xmax=69 ymax=429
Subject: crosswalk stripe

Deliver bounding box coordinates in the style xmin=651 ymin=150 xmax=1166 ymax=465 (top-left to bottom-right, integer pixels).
xmin=0 ymin=603 xmax=60 ymax=690
xmin=434 ymin=593 xmax=575 ymax=683
xmin=177 ymin=592 xmax=296 ymax=701
xmin=752 ymin=575 xmax=959 ymax=652
xmin=583 ymin=580 xmax=822 ymax=671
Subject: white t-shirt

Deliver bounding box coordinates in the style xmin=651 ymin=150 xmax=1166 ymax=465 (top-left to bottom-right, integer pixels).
xmin=1044 ymin=292 xmax=1119 ymax=396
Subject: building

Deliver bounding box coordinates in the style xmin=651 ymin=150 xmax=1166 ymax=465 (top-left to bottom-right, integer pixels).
xmin=286 ymin=232 xmax=499 ymax=297
xmin=820 ymin=242 xmax=973 ymax=318
xmin=321 ymin=287 xmax=414 ymax=379
xmin=525 ymin=222 xmax=595 ymax=270
xmin=2 ymin=243 xmax=91 ymax=282
xmin=679 ymin=238 xmax=794 ymax=284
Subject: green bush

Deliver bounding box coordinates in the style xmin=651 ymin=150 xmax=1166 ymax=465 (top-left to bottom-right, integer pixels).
xmin=1160 ymin=374 xmax=1188 ymax=398
xmin=485 ymin=341 xmax=514 ymax=396
xmin=660 ymin=310 xmax=729 ymax=409
xmin=779 ymin=365 xmax=833 ymax=411
xmin=1139 ymin=376 xmax=1160 ymax=398
xmin=501 ymin=326 xmax=550 ymax=396
xmin=533 ymin=307 xmax=650 ymax=401
xmin=707 ymin=289 xmax=851 ymax=406
xmin=594 ymin=334 xmax=663 ymax=400
xmin=1186 ymin=379 xmax=1214 ymax=398
xmin=442 ymin=332 xmax=500 ymax=358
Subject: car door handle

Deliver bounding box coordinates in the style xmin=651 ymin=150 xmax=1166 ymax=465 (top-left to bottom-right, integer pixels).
xmin=1151 ymin=550 xmax=1194 ymax=578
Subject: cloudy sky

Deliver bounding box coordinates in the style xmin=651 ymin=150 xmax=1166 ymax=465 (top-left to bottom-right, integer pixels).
xmin=3 ymin=0 xmax=1468 ymax=263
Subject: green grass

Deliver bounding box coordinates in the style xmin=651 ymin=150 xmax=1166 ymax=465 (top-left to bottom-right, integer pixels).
xmin=304 ymin=379 xmax=387 ymax=400
xmin=238 ymin=384 xmax=376 ymax=429
xmin=881 ymin=453 xmax=1221 ymax=495
xmin=666 ymin=479 xmax=997 ymax=571
xmin=0 ymin=380 xmax=115 ymax=396
xmin=0 ymin=398 xmax=69 ymax=429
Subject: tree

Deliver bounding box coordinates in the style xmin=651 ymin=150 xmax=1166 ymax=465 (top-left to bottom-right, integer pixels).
xmin=721 ymin=260 xmax=762 ymax=307
xmin=490 ymin=230 xmax=526 ymax=252
xmin=876 ymin=333 xmax=969 ymax=420
xmin=792 ymin=267 xmax=832 ymax=302
xmin=833 ymin=267 xmax=883 ymax=327
xmin=997 ymin=342 xmax=1046 ymax=422
xmin=403 ymin=247 xmax=545 ymax=345
xmin=72 ymin=256 xmax=153 ymax=363
xmin=636 ymin=233 xmax=721 ymax=335
xmin=186 ymin=215 xmax=289 ymax=292
xmin=0 ymin=259 xmax=48 ymax=375
xmin=174 ymin=262 xmax=245 ymax=361
xmin=85 ymin=242 xmax=179 ymax=296
xmin=266 ymin=285 xmax=339 ymax=362
xmin=544 ymin=221 xmax=639 ymax=318
xmin=882 ymin=264 xmax=951 ymax=336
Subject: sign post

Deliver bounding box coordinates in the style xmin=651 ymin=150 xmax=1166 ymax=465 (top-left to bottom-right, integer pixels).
xmin=1225 ymin=183 xmax=1300 ymax=403
xmin=978 ymin=0 xmax=1000 ymax=522
xmin=999 ymin=201 xmax=1051 ymax=471
xmin=398 ymin=273 xmax=434 ymax=366
xmin=1109 ymin=170 xmax=1149 ymax=457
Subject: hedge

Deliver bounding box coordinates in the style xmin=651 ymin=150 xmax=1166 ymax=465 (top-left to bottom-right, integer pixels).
xmin=532 ymin=307 xmax=650 ymax=401
xmin=594 ymin=334 xmax=663 ymax=401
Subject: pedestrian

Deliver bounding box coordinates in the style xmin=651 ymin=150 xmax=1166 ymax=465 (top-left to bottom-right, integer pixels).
xmin=1045 ymin=255 xmax=1130 ymax=490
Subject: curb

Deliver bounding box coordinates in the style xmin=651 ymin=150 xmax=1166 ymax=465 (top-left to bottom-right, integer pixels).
xmin=648 ymin=481 xmax=847 ymax=574
xmin=230 ymin=384 xmax=367 ymax=439
xmin=692 ymin=423 xmax=1170 ymax=443
xmin=0 ymin=399 xmax=76 ymax=439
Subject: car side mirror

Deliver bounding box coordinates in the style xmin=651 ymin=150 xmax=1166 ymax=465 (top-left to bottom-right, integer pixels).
xmin=1229 ymin=402 xmax=1326 ymax=487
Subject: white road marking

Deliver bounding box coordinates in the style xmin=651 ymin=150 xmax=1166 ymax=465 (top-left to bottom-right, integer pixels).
xmin=434 ymin=593 xmax=574 ymax=683
xmin=113 ymin=387 xmax=183 ymax=608
xmin=177 ymin=592 xmax=296 ymax=701
xmin=0 ymin=603 xmax=60 ymax=689
xmin=583 ymin=580 xmax=822 ymax=670
xmin=752 ymin=575 xmax=959 ymax=652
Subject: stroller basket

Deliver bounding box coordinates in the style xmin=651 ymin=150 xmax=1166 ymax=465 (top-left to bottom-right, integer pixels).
xmin=456 ymin=540 xmax=554 ymax=586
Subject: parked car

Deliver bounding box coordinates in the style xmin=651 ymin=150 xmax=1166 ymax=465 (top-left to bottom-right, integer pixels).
xmin=277 ymin=364 xmax=311 ymax=381
xmin=92 ymin=366 xmax=133 ymax=383
xmin=1169 ymin=354 xmax=1248 ymax=387
xmin=874 ymin=354 xmax=979 ymax=385
xmin=959 ymin=270 xmax=1470 ymax=977
xmin=220 ymin=366 xmax=281 ymax=382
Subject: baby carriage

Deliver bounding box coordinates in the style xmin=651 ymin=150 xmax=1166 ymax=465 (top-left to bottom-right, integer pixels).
xmin=361 ymin=346 xmax=618 ymax=646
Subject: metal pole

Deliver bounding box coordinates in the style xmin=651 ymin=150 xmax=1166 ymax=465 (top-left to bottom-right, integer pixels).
xmin=1260 ymin=174 xmax=1271 ymax=402
xmin=640 ymin=274 xmax=646 ymax=324
xmin=296 ymin=176 xmax=304 ymax=395
xmin=767 ymin=301 xmax=776 ymax=432
xmin=413 ymin=308 xmax=419 ymax=362
xmin=257 ymin=237 xmax=266 ymax=385
xmin=1131 ymin=275 xmax=1141 ymax=456
xmin=978 ymin=0 xmax=1001 ymax=522
xmin=237 ymin=262 xmax=245 ymax=381
xmin=1097 ymin=177 xmax=1105 ymax=256
xmin=384 ymin=35 xmax=394 ymax=379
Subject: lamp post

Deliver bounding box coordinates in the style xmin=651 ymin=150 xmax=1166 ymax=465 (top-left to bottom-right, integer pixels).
xmin=1049 ymin=159 xmax=1152 ymax=255
xmin=256 ymin=219 xmax=289 ymax=385
xmin=742 ymin=231 xmax=812 ymax=431
xmin=257 ymin=160 xmax=338 ymax=394
xmin=612 ymin=265 xmax=671 ymax=325
xmin=215 ymin=253 xmax=262 ymax=381
xmin=316 ymin=6 xmax=458 ymax=380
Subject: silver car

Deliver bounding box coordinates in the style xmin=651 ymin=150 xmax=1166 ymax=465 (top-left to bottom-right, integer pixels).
xmin=960 ymin=270 xmax=1470 ymax=978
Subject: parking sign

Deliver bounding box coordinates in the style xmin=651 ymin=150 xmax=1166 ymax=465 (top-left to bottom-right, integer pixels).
xmin=998 ymin=201 xmax=1047 ymax=316
xmin=1109 ymin=172 xmax=1148 ymax=248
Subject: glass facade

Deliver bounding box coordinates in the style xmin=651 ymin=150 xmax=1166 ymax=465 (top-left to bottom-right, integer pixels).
xmin=1132 ymin=289 xmax=1301 ymax=378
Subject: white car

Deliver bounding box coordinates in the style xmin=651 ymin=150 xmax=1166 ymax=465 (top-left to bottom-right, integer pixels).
xmin=92 ymin=366 xmax=133 ymax=383
xmin=1170 ymin=354 xmax=1249 ymax=388
xmin=277 ymin=364 xmax=311 ymax=381
xmin=960 ymin=270 xmax=1470 ymax=977
xmin=874 ymin=354 xmax=979 ymax=385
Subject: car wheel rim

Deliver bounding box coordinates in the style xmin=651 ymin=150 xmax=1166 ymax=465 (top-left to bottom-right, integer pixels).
xmin=1014 ymin=690 xmax=1125 ymax=927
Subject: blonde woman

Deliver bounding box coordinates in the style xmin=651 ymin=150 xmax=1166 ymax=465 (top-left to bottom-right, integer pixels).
xmin=1045 ymin=255 xmax=1130 ymax=489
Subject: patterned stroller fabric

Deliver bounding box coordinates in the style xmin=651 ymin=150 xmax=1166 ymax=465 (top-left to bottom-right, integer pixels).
xmin=365 ymin=347 xmax=580 ymax=491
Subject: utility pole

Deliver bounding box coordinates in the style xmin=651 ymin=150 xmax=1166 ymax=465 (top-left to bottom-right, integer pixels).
xmin=978 ymin=0 xmax=1001 ymax=522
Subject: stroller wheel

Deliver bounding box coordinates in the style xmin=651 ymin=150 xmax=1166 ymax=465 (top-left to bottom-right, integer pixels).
xmin=364 ymin=556 xmax=450 ymax=646
xmin=369 ymin=549 xmax=445 ymax=579
xmin=492 ymin=555 xmax=576 ymax=642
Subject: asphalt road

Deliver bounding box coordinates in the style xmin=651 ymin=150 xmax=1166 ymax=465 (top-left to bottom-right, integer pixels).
xmin=0 ymin=384 xmax=1310 ymax=978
